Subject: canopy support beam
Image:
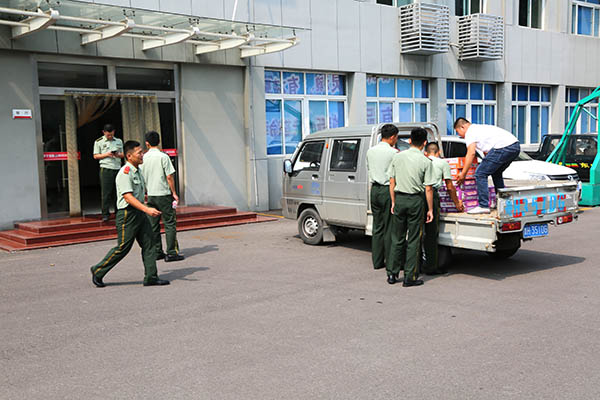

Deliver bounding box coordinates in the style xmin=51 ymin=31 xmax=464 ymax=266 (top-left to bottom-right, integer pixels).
xmin=81 ymin=18 xmax=135 ymax=45
xmin=143 ymin=27 xmax=200 ymax=50
xmin=12 ymin=9 xmax=59 ymax=39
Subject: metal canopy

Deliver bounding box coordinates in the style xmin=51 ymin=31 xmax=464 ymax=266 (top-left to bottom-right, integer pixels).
xmin=0 ymin=0 xmax=300 ymax=57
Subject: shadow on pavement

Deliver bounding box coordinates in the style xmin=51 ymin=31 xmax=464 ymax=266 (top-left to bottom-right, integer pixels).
xmin=181 ymin=245 xmax=219 ymax=257
xmin=317 ymin=232 xmax=586 ymax=281
xmin=446 ymin=249 xmax=586 ymax=280
xmin=104 ymin=266 xmax=210 ymax=286
xmin=161 ymin=266 xmax=210 ymax=282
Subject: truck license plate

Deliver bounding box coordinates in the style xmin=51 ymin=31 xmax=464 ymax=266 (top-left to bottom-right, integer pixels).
xmin=523 ymin=223 xmax=549 ymax=238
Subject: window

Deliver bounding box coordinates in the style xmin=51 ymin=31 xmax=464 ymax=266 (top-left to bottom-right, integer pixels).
xmin=116 ymin=67 xmax=174 ymax=91
xmin=376 ymin=0 xmax=412 ymax=6
xmin=571 ymin=0 xmax=600 ymax=36
xmin=446 ymin=81 xmax=497 ymax=135
xmin=519 ymin=0 xmax=544 ymax=29
xmin=265 ymin=70 xmax=347 ymax=156
xmin=366 ymin=76 xmax=429 ymax=125
xmin=565 ymin=87 xmax=599 ymax=134
xmin=570 ymin=136 xmax=598 ymax=157
xmin=455 ymin=0 xmax=485 ymax=16
xmin=511 ymin=85 xmax=551 ymax=144
xmin=38 ymin=62 xmax=108 ymax=88
xmin=330 ymin=139 xmax=360 ymax=172
xmin=293 ymin=141 xmax=325 ymax=172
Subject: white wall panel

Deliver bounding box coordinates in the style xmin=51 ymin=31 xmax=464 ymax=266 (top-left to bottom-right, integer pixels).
xmin=310 ymin=0 xmax=339 ymax=71
xmin=359 ymin=3 xmax=381 ymax=73
xmin=254 ymin=0 xmax=282 ymax=25
xmin=281 ymin=0 xmax=311 ymax=28
xmin=337 ymin=0 xmax=361 ymax=71
xmin=192 ymin=0 xmax=225 ymax=19
xmin=379 ymin=6 xmax=399 ymax=74
xmin=159 ymin=0 xmax=192 ymax=15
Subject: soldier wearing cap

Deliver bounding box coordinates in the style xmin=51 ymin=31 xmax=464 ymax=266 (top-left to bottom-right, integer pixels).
xmin=422 ymin=142 xmax=464 ymax=276
xmin=141 ymin=131 xmax=184 ymax=262
xmin=90 ymin=140 xmax=170 ymax=288
xmin=366 ymin=124 xmax=398 ymax=271
xmin=93 ymin=124 xmax=124 ymax=222
xmin=386 ymin=128 xmax=436 ymax=287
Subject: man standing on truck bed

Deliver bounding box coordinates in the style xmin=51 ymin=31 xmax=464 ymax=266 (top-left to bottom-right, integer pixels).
xmin=366 ymin=124 xmax=399 ymax=271
xmin=423 ymin=142 xmax=464 ymax=275
xmin=454 ymin=118 xmax=521 ymax=214
xmin=387 ymin=128 xmax=436 ymax=287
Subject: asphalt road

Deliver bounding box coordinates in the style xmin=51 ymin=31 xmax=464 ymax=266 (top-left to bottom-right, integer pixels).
xmin=1 ymin=209 xmax=599 ymax=399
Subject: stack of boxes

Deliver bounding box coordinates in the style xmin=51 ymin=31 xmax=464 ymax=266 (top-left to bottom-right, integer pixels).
xmin=438 ymin=157 xmax=496 ymax=213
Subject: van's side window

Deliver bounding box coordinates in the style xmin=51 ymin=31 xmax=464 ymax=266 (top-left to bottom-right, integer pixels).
xmin=447 ymin=142 xmax=467 ymax=157
xmin=293 ymin=141 xmax=325 ymax=172
xmin=330 ymin=139 xmax=360 ymax=172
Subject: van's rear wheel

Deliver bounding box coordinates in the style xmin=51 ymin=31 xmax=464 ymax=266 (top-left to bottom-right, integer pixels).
xmin=487 ymin=247 xmax=519 ymax=259
xmin=298 ymin=208 xmax=323 ymax=245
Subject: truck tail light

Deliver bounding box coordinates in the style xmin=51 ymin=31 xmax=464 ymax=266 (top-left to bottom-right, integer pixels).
xmin=501 ymin=221 xmax=522 ymax=232
xmin=557 ymin=214 xmax=573 ymax=225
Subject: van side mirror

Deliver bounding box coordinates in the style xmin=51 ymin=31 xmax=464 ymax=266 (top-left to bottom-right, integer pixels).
xmin=283 ymin=159 xmax=293 ymax=174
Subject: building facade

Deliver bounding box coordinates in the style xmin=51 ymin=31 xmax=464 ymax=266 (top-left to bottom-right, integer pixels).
xmin=0 ymin=0 xmax=599 ymax=228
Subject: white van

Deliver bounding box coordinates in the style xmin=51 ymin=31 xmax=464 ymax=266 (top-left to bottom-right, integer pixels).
xmin=282 ymin=123 xmax=579 ymax=263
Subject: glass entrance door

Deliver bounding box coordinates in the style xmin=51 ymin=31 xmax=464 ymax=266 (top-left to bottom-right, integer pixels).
xmin=41 ymin=100 xmax=69 ymax=214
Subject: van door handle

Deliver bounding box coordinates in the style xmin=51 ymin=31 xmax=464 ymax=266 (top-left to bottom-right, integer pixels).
xmin=348 ymin=175 xmax=355 ymax=181
xmin=312 ymin=174 xmax=319 ymax=180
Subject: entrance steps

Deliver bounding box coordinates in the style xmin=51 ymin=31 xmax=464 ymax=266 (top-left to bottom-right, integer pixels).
xmin=0 ymin=206 xmax=277 ymax=252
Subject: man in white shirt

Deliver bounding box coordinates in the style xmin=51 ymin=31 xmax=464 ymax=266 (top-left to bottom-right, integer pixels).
xmin=454 ymin=118 xmax=520 ymax=214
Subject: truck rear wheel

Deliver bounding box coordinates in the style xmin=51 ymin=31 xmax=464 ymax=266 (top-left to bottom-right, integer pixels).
xmin=298 ymin=208 xmax=323 ymax=245
xmin=488 ymin=247 xmax=519 ymax=259
xmin=489 ymin=233 xmax=521 ymax=259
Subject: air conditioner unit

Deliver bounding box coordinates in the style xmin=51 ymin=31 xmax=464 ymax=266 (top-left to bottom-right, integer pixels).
xmin=457 ymin=13 xmax=504 ymax=61
xmin=399 ymin=2 xmax=450 ymax=55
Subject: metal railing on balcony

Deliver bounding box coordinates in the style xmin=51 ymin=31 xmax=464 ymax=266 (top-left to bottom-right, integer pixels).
xmin=399 ymin=2 xmax=450 ymax=55
xmin=457 ymin=13 xmax=504 ymax=61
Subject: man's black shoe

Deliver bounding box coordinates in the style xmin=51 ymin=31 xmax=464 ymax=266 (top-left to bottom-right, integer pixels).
xmin=374 ymin=265 xmax=385 ymax=270
xmin=165 ymin=254 xmax=185 ymax=262
xmin=156 ymin=252 xmax=166 ymax=260
xmin=387 ymin=274 xmax=396 ymax=285
xmin=403 ymin=279 xmax=424 ymax=287
xmin=101 ymin=216 xmax=109 ymax=223
xmin=143 ymin=279 xmax=170 ymax=287
xmin=91 ymin=270 xmax=105 ymax=288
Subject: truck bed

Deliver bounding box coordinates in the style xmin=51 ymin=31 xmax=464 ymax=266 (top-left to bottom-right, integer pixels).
xmin=442 ymin=210 xmax=499 ymax=220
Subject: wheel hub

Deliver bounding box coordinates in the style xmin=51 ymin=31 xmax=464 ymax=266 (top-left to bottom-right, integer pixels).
xmin=303 ymin=217 xmax=319 ymax=237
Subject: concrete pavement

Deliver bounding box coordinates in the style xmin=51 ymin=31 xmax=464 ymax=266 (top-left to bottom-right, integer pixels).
xmin=1 ymin=210 xmax=600 ymax=399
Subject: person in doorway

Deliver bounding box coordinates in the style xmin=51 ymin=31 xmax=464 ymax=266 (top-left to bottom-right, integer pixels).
xmin=366 ymin=124 xmax=399 ymax=271
xmin=422 ymin=142 xmax=464 ymax=276
xmin=141 ymin=131 xmax=184 ymax=262
xmin=454 ymin=118 xmax=520 ymax=214
xmin=90 ymin=140 xmax=169 ymax=288
xmin=93 ymin=124 xmax=124 ymax=222
xmin=386 ymin=128 xmax=436 ymax=287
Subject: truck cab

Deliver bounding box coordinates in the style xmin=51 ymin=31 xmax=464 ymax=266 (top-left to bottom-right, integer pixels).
xmin=526 ymin=134 xmax=597 ymax=182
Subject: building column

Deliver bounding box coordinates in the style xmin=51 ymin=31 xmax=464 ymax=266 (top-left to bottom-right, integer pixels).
xmin=430 ymin=77 xmax=447 ymax=136
xmin=348 ymin=72 xmax=367 ymax=125
xmin=244 ymin=64 xmax=269 ymax=211
xmin=497 ymin=82 xmax=512 ymax=132
xmin=552 ymin=85 xmax=566 ymax=134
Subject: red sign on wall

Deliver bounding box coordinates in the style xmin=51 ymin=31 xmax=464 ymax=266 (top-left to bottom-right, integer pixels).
xmin=44 ymin=152 xmax=81 ymax=161
xmin=163 ymin=148 xmax=178 ymax=157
